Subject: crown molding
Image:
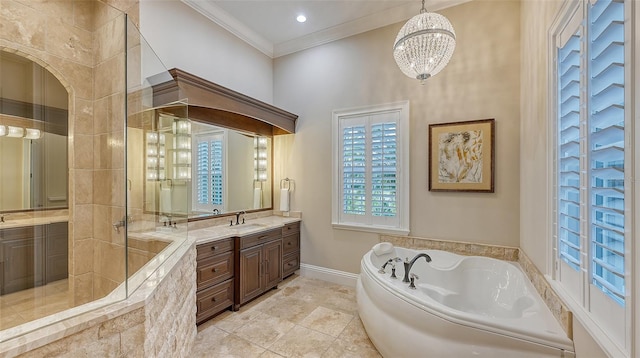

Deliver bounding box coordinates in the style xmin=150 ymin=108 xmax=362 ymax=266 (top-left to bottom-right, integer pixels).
xmin=182 ymin=0 xmax=472 ymax=59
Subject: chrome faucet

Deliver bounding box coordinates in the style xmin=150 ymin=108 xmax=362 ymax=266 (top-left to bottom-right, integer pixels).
xmin=113 ymin=215 xmax=134 ymax=233
xmin=402 ymin=253 xmax=432 ymax=283
xmin=378 ymin=257 xmax=402 ymax=274
xmin=409 ymin=273 xmax=419 ymax=289
xmin=212 ymin=208 xmax=220 ymax=215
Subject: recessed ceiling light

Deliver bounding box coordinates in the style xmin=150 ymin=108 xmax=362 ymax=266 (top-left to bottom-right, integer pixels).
xmin=296 ymin=15 xmax=306 ymax=23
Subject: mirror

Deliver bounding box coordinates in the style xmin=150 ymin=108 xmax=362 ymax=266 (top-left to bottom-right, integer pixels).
xmin=136 ymin=112 xmax=272 ymax=218
xmin=0 ymin=51 xmax=68 ymax=212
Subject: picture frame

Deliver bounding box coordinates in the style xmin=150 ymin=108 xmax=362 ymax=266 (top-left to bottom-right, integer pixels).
xmin=428 ymin=118 xmax=495 ymax=192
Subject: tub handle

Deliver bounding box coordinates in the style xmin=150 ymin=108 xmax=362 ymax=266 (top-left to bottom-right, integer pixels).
xmin=409 ymin=273 xmax=419 ymax=289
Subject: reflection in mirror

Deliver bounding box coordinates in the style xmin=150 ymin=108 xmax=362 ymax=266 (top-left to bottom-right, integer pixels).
xmin=0 ymin=133 xmax=68 ymax=210
xmin=138 ymin=112 xmax=272 ymax=218
xmin=0 ymin=51 xmax=68 ymax=212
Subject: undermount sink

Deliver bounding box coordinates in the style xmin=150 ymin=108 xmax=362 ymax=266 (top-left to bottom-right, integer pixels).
xmin=233 ymin=223 xmax=267 ymax=232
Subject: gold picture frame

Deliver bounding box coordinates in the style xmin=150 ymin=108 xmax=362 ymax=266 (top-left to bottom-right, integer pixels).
xmin=428 ymin=118 xmax=495 ymax=192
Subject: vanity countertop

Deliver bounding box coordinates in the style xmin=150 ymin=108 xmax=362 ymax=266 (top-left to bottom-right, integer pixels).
xmin=190 ymin=216 xmax=301 ymax=245
xmin=128 ymin=216 xmax=301 ymax=245
xmin=0 ymin=215 xmax=69 ymax=230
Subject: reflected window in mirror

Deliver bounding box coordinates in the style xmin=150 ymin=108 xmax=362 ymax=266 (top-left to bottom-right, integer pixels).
xmin=193 ymin=129 xmax=225 ymax=213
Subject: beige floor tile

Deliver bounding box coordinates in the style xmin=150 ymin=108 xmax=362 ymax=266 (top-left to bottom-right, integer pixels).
xmin=257 ymin=296 xmax=319 ymax=324
xmin=269 ymin=325 xmax=335 ymax=358
xmin=234 ymin=312 xmax=295 ymax=348
xmin=213 ymin=306 xmax=265 ymax=333
xmin=192 ymin=325 xmax=266 ymax=358
xmin=299 ymin=307 xmax=353 ymax=337
xmin=321 ymin=338 xmax=382 ymax=358
xmin=0 ymin=309 xmax=27 ymax=330
xmin=191 ymin=276 xmax=381 ymax=358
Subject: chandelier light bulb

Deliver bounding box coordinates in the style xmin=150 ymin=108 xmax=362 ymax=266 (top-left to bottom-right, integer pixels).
xmin=393 ymin=1 xmax=456 ymax=84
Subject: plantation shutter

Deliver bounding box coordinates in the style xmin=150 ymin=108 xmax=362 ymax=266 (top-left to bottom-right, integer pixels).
xmin=587 ymin=0 xmax=625 ymax=304
xmin=342 ymin=125 xmax=367 ymax=216
xmin=371 ymin=122 xmax=397 ymax=217
xmin=557 ymin=29 xmax=582 ymax=271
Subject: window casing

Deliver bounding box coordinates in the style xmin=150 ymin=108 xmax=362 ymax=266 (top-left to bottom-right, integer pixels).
xmin=551 ymin=0 xmax=633 ymax=354
xmin=332 ymin=101 xmax=409 ymax=235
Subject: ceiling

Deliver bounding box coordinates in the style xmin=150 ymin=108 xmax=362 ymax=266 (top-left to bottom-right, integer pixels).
xmin=181 ymin=0 xmax=469 ymax=58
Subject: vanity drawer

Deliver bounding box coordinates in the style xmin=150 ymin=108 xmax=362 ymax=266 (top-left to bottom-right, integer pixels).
xmin=282 ymin=222 xmax=300 ymax=236
xmin=197 ymin=251 xmax=234 ymax=290
xmin=282 ymin=233 xmax=299 ymax=255
xmin=282 ymin=251 xmax=300 ymax=278
xmin=196 ymin=279 xmax=234 ymax=324
xmin=239 ymin=228 xmax=281 ymax=249
xmin=196 ymin=238 xmax=233 ymax=261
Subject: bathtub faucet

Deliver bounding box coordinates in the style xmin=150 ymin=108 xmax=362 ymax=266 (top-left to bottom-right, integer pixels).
xmin=378 ymin=257 xmax=402 ymax=274
xmin=403 ymin=253 xmax=432 ymax=283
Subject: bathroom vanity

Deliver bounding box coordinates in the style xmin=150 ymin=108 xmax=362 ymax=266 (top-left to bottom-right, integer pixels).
xmin=0 ymin=221 xmax=68 ymax=295
xmin=193 ymin=217 xmax=301 ymax=324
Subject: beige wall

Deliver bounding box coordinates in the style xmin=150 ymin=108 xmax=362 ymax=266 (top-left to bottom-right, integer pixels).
xmin=139 ymin=0 xmax=274 ymax=104
xmin=273 ymin=0 xmax=521 ymax=273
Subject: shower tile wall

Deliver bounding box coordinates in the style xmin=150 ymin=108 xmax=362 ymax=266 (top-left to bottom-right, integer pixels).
xmin=0 ymin=0 xmax=140 ymax=307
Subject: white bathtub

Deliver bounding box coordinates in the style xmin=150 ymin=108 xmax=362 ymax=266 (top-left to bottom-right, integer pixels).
xmin=357 ymin=245 xmax=575 ymax=357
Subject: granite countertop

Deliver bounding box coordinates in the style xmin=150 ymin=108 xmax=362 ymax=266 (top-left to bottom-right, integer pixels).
xmin=190 ymin=216 xmax=301 ymax=245
xmin=0 ymin=215 xmax=68 ymax=229
xmin=127 ymin=215 xmax=301 ymax=245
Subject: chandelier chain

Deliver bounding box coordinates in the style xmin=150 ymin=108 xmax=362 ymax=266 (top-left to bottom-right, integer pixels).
xmin=420 ymin=0 xmax=426 ymax=14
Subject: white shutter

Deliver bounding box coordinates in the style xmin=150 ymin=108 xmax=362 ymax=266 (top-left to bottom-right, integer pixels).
xmin=588 ymin=0 xmax=625 ymax=306
xmin=557 ymin=31 xmax=582 ymax=271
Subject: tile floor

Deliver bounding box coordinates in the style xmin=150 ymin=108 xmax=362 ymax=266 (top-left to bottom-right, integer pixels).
xmin=192 ymin=274 xmax=381 ymax=358
xmin=0 ymin=279 xmax=71 ymax=330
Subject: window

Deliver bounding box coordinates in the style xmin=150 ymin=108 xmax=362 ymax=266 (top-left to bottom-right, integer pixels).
xmin=552 ymin=0 xmax=631 ymax=353
xmin=332 ymin=101 xmax=409 ymax=234
xmin=192 ymin=131 xmax=226 ymax=213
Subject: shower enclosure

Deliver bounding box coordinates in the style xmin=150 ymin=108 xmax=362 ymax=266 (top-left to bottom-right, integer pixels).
xmin=0 ymin=0 xmax=188 ymax=341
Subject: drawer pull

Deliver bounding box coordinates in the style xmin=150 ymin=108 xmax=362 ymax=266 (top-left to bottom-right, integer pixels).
xmin=287 ymin=242 xmax=292 ymax=246
xmin=287 ymin=262 xmax=294 ymax=267
xmin=211 ymin=297 xmax=217 ymax=302
xmin=212 ymin=267 xmax=218 ymax=273
xmin=259 ymin=235 xmax=268 ymax=240
xmin=211 ymin=246 xmax=218 ymax=251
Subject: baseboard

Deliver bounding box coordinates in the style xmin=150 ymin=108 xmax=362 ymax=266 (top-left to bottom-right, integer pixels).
xmin=299 ymin=263 xmax=359 ymax=288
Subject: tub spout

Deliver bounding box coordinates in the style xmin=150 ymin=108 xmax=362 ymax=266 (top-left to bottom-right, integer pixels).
xmin=403 ymin=253 xmax=432 ymax=283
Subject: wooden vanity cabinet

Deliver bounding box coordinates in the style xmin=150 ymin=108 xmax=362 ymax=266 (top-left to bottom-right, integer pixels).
xmin=0 ymin=222 xmax=68 ymax=295
xmin=195 ymin=238 xmax=234 ymax=325
xmin=235 ymin=228 xmax=282 ymax=309
xmin=45 ymin=222 xmax=69 ymax=283
xmin=282 ymin=222 xmax=301 ymax=278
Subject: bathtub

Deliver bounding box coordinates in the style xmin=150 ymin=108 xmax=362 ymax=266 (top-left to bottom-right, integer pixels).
xmin=357 ymin=245 xmax=575 ymax=357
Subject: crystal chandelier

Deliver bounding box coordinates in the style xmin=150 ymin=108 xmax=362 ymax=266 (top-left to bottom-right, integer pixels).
xmin=393 ymin=0 xmax=456 ymax=84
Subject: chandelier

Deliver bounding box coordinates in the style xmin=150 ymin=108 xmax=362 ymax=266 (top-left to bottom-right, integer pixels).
xmin=393 ymin=0 xmax=456 ymax=84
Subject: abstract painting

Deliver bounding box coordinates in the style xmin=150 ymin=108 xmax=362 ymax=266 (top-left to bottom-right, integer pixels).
xmin=428 ymin=119 xmax=495 ymax=192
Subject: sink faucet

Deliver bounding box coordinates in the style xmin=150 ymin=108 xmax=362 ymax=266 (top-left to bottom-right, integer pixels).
xmin=0 ymin=215 xmax=4 ymax=223
xmin=402 ymin=253 xmax=432 ymax=283
xmin=235 ymin=211 xmax=246 ymax=225
xmin=213 ymin=208 xmax=220 ymax=215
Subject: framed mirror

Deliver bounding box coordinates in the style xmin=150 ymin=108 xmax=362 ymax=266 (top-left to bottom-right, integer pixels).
xmin=139 ymin=112 xmax=272 ymax=218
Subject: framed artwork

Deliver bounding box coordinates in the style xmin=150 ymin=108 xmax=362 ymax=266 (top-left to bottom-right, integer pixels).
xmin=428 ymin=118 xmax=495 ymax=192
